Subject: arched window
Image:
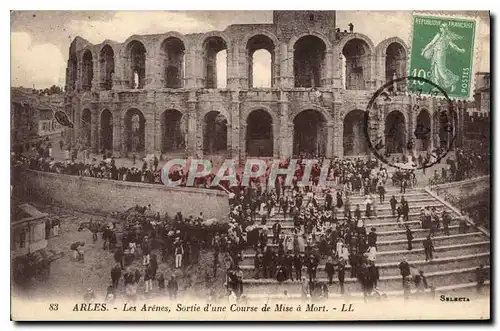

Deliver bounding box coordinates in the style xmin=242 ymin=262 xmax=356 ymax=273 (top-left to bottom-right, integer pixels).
xmin=125 ymin=40 xmax=146 ymax=89
xmin=82 ymin=50 xmax=93 ymax=91
xmin=293 ymin=36 xmax=326 ymax=88
xmin=202 ymin=36 xmax=227 ymax=88
xmin=99 ymin=45 xmax=115 ymax=90
xmin=247 ymin=35 xmax=275 ymax=88
xmin=160 ymin=37 xmax=186 ymax=89
xmin=342 ymin=39 xmax=371 ymax=90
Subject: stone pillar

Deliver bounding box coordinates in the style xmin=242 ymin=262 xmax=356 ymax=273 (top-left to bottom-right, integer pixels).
xmin=90 ymin=108 xmax=98 ymax=152
xmin=186 ymin=91 xmax=198 ymax=158
xmin=146 ymin=48 xmax=162 ymax=89
xmin=332 ymin=48 xmax=344 ymax=89
xmin=332 ymin=101 xmax=343 ymax=158
xmin=279 ymin=91 xmax=292 ymax=158
xmin=281 ymin=44 xmax=294 ymax=88
xmin=409 ymin=104 xmax=417 ymax=156
xmin=326 ymin=121 xmax=334 ymax=158
xmin=240 ymin=48 xmax=249 ymax=89
xmin=322 ymin=50 xmax=333 ymax=87
xmin=112 ymin=105 xmax=122 ymax=156
xmin=76 ymin=58 xmax=82 ymax=92
xmin=91 ymin=58 xmax=99 ymax=92
xmin=227 ymin=48 xmax=239 ymax=89
xmin=230 ymin=91 xmax=241 ymax=161
xmin=185 ymin=47 xmax=198 ymax=89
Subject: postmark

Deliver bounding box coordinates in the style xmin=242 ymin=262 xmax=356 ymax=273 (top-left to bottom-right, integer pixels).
xmin=364 ymin=76 xmax=456 ymax=170
xmin=408 ymin=14 xmax=477 ymax=100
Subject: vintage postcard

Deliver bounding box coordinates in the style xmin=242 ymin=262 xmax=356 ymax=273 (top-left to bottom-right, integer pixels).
xmin=10 ymin=10 xmax=490 ymax=321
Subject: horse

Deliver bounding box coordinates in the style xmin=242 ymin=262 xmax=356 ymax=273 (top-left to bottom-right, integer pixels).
xmin=78 ymin=219 xmax=107 ymax=242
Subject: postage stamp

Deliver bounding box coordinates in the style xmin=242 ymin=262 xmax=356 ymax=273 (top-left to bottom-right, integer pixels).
xmin=408 ymin=14 xmax=478 ymax=100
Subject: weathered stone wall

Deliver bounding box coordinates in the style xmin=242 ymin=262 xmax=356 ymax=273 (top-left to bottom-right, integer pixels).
xmin=19 ymin=170 xmax=230 ymax=220
xmin=64 ymin=10 xmax=468 ymax=161
xmin=430 ymin=175 xmax=490 ymax=207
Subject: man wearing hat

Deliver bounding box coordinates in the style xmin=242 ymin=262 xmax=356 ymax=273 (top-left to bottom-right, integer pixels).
xmin=174 ymin=237 xmax=184 ymax=269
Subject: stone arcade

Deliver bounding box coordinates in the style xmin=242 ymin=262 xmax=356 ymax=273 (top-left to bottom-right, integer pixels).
xmin=64 ymin=10 xmax=465 ymax=162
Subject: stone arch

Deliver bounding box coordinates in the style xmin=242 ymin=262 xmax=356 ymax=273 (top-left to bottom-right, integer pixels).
xmin=288 ymin=31 xmax=333 ymax=52
xmin=291 ymin=34 xmax=330 ymax=88
xmin=341 ymin=37 xmax=373 ymax=90
xmin=160 ymin=109 xmax=187 ymax=153
xmin=200 ymin=35 xmax=228 ymax=88
xmin=123 ymin=108 xmax=146 ymax=154
xmin=245 ymin=34 xmax=277 ymax=88
xmin=338 ymin=33 xmax=375 ymax=55
xmin=100 ymin=109 xmax=113 ymax=151
xmin=81 ymin=50 xmax=94 ymax=91
xmin=199 ymin=107 xmax=231 ymax=127
xmin=375 ymin=37 xmax=408 ymax=56
xmin=198 ymin=31 xmax=232 ymax=53
xmin=99 ymin=44 xmax=115 ymax=90
xmin=383 ymin=41 xmax=407 ymax=88
xmin=343 ymin=109 xmax=369 ymax=156
xmin=293 ymin=109 xmax=328 ymax=156
xmin=245 ymin=106 xmax=277 ymax=157
xmin=159 ymin=36 xmax=186 ymax=88
xmin=123 ymin=39 xmax=147 ymax=89
xmin=203 ymin=110 xmax=229 ymax=154
xmin=433 ymin=107 xmax=458 ymax=150
xmin=385 ymin=110 xmax=406 ymax=154
xmin=291 ymin=104 xmax=333 ymax=125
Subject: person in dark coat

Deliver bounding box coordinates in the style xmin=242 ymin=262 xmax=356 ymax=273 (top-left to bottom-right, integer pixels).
xmin=306 ymin=255 xmax=318 ymax=282
xmin=284 ymin=253 xmax=294 ymax=281
xmin=442 ymin=210 xmax=451 ymax=236
xmin=368 ymin=262 xmax=380 ymax=289
xmin=405 ymin=225 xmax=414 ymax=251
xmin=354 ymin=204 xmax=362 ymax=220
xmin=367 ymin=228 xmax=377 ymax=248
xmin=167 ymin=275 xmax=178 ymax=299
xmin=111 ymin=264 xmax=122 ymax=289
xmin=157 ymin=273 xmax=165 ymax=292
xmin=390 ymin=195 xmax=397 ymax=216
xmin=423 ymin=235 xmax=434 ymax=261
xmin=338 ymin=258 xmax=346 ymax=295
xmin=272 ymin=221 xmax=282 ymax=244
xmin=336 ymin=192 xmax=343 ymax=209
xmin=325 ymin=257 xmax=335 ymax=286
xmin=293 ymin=254 xmax=303 ymax=281
xmin=399 ymin=257 xmax=411 ymax=288
xmin=114 ymin=248 xmax=124 ymax=270
xmin=325 ymin=191 xmax=333 ymax=210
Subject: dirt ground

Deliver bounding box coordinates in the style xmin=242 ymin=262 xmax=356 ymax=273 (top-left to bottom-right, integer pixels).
xmin=12 ymin=202 xmax=229 ymax=302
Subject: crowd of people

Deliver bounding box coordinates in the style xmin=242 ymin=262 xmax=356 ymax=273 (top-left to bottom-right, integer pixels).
xmin=12 ymin=144 xmax=489 ymax=302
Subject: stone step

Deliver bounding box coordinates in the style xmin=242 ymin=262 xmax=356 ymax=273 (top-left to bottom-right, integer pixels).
xmin=238 ymin=251 xmax=490 ymax=279
xmin=243 ymin=281 xmax=490 ymax=301
xmin=271 ymin=203 xmax=447 ymax=218
xmin=241 ymin=266 xmax=490 ymax=295
xmin=260 ymin=216 xmax=464 ymax=232
xmin=314 ymin=194 xmax=433 ymax=202
xmin=263 ymin=225 xmax=464 ymax=241
xmin=248 ymin=233 xmax=487 ymax=256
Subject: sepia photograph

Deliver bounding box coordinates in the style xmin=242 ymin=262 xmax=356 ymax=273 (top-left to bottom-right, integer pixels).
xmin=10 ymin=9 xmax=491 ymax=321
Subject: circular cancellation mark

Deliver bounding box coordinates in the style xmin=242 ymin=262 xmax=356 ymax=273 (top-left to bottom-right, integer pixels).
xmin=364 ymin=76 xmax=456 ymax=171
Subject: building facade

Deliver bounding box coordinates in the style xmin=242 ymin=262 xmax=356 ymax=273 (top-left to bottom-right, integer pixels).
xmin=64 ymin=10 xmax=466 ymax=162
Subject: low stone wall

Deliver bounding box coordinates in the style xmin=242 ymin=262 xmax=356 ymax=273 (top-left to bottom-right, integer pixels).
xmin=430 ymin=176 xmax=490 ymax=208
xmin=18 ymin=170 xmax=230 ymax=219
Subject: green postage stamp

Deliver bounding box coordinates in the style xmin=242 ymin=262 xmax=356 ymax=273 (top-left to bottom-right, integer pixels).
xmin=408 ymin=14 xmax=477 ymax=99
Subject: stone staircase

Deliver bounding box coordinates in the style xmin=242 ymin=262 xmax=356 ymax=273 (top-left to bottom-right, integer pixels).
xmin=239 ymin=187 xmax=490 ymax=300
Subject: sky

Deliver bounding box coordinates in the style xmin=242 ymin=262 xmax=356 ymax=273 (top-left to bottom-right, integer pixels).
xmin=10 ymin=10 xmax=490 ymax=89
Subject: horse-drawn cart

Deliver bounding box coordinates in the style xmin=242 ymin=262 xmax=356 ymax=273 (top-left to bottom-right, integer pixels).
xmin=11 ymin=204 xmax=64 ymax=284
